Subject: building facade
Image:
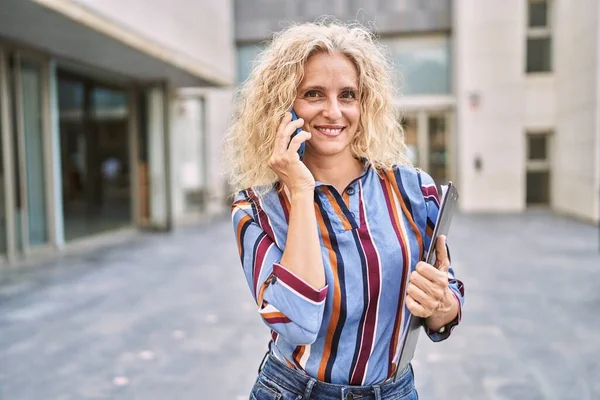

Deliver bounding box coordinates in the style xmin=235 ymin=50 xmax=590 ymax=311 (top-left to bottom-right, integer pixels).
xmin=234 ymin=0 xmax=600 ymax=223
xmin=456 ymin=0 xmax=599 ymax=223
xmin=0 ymin=0 xmax=235 ymax=265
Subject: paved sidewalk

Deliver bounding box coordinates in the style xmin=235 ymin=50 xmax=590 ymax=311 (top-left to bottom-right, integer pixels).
xmin=413 ymin=212 xmax=600 ymax=400
xmin=0 ymin=211 xmax=598 ymax=399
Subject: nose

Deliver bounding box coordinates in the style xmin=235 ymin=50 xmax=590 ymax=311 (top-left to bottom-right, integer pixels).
xmin=322 ymin=98 xmax=342 ymax=120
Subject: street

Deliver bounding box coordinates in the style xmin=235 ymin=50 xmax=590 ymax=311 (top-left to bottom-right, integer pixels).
xmin=0 ymin=211 xmax=599 ymax=399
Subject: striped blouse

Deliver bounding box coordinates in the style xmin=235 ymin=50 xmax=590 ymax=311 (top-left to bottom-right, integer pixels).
xmin=231 ymin=164 xmax=465 ymax=386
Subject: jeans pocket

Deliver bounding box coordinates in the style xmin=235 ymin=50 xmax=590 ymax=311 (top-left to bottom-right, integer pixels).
xmin=250 ymin=376 xmax=283 ymax=400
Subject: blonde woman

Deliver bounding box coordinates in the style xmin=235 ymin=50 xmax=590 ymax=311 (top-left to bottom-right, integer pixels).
xmin=227 ymin=21 xmax=464 ymax=400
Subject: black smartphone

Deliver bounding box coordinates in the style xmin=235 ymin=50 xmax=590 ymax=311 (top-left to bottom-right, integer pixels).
xmin=289 ymin=109 xmax=306 ymax=160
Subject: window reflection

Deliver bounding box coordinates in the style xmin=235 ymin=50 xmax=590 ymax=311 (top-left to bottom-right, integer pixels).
xmin=236 ymin=44 xmax=265 ymax=84
xmin=428 ymin=115 xmax=448 ymax=184
xmin=21 ymin=60 xmax=48 ymax=246
xmin=401 ymin=116 xmax=419 ymax=166
xmin=0 ymin=68 xmax=5 ymax=255
xmin=380 ymin=36 xmax=451 ymax=95
xmin=58 ymin=72 xmax=131 ymax=241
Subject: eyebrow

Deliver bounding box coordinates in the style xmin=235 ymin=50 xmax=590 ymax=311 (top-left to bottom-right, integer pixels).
xmin=299 ymin=85 xmax=358 ymax=92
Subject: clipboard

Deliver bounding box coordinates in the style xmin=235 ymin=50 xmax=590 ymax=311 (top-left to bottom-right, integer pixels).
xmin=394 ymin=181 xmax=459 ymax=382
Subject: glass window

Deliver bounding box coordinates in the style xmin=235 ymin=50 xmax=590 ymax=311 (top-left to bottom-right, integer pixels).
xmin=93 ymin=87 xmax=128 ymax=119
xmin=528 ymin=134 xmax=548 ymax=161
xmin=0 ymin=62 xmax=6 ymax=255
xmin=526 ymin=171 xmax=550 ymax=204
xmin=237 ymin=44 xmax=266 ymax=84
xmin=527 ymin=0 xmax=552 ymax=73
xmin=8 ymin=56 xmax=22 ymax=249
xmin=58 ymin=72 xmax=132 ymax=241
xmin=380 ymin=36 xmax=451 ymax=95
xmin=58 ymin=79 xmax=84 ymax=112
xmin=21 ymin=60 xmax=48 ymax=247
xmin=401 ymin=116 xmax=419 ymax=166
xmin=527 ymin=37 xmax=552 ymax=73
xmin=528 ymin=1 xmax=548 ymax=28
xmin=428 ymin=115 xmax=448 ymax=183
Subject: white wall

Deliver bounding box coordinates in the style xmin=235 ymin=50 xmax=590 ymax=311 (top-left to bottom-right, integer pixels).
xmin=454 ymin=0 xmax=527 ymax=212
xmin=203 ymin=89 xmax=234 ymax=214
xmin=172 ymin=88 xmax=234 ymax=221
xmin=525 ymin=76 xmax=556 ymax=128
xmin=597 ymin=0 xmax=600 ymax=224
xmin=72 ymin=0 xmax=235 ymax=83
xmin=147 ymin=87 xmax=168 ymax=229
xmin=553 ymin=0 xmax=599 ymax=222
xmin=170 ymin=97 xmax=205 ymax=221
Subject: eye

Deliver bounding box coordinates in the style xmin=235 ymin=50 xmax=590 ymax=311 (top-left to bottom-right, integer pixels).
xmin=341 ymin=90 xmax=356 ymax=99
xmin=304 ymin=90 xmax=322 ymax=98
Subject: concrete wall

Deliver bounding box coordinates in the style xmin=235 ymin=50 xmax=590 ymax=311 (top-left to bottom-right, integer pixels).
xmin=525 ymin=76 xmax=556 ymax=128
xmin=73 ymin=0 xmax=235 ymax=83
xmin=234 ymin=0 xmax=451 ymax=42
xmin=203 ymin=89 xmax=234 ymax=214
xmin=170 ymin=97 xmax=205 ymax=221
xmin=454 ymin=0 xmax=527 ymax=212
xmin=597 ymin=2 xmax=600 ymax=224
xmin=553 ymin=0 xmax=599 ymax=222
xmin=172 ymin=88 xmax=234 ymax=220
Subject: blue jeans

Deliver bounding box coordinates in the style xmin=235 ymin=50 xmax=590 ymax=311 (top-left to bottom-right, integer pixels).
xmin=250 ymin=355 xmax=419 ymax=400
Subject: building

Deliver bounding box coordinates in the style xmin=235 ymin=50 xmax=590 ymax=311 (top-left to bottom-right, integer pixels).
xmin=456 ymin=0 xmax=599 ymax=223
xmin=234 ymin=0 xmax=600 ymax=223
xmin=0 ymin=0 xmax=235 ymax=265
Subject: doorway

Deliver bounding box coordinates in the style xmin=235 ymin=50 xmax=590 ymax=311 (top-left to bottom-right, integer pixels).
xmin=57 ymin=71 xmax=133 ymax=241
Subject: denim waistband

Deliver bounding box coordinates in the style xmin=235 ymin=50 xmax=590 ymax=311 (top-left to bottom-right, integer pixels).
xmin=259 ymin=354 xmax=415 ymax=400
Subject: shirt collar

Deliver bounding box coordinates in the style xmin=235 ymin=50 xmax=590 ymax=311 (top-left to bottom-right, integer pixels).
xmin=314 ymin=159 xmax=372 ymax=188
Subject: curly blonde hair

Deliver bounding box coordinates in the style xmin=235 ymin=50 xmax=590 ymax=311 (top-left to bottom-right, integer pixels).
xmin=224 ymin=20 xmax=410 ymax=195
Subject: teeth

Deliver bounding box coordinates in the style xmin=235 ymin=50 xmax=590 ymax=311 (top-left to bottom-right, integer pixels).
xmin=319 ymin=128 xmax=342 ymax=134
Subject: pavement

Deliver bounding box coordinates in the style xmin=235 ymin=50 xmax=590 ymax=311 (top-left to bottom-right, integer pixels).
xmin=0 ymin=211 xmax=599 ymax=400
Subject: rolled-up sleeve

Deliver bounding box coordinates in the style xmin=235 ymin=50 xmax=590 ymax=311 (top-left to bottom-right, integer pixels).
xmin=232 ymin=192 xmax=328 ymax=345
xmin=419 ymin=172 xmax=465 ymax=342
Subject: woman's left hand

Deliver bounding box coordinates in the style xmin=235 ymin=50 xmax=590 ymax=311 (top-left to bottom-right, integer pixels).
xmin=405 ymin=235 xmax=451 ymax=318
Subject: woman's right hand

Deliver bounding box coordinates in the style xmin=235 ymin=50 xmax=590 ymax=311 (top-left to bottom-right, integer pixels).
xmin=268 ymin=112 xmax=314 ymax=193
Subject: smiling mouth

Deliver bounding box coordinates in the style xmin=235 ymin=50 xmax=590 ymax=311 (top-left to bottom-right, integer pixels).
xmin=314 ymin=126 xmax=345 ymax=137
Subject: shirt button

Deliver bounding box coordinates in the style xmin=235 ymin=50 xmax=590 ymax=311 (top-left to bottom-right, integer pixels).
xmin=345 ymin=186 xmax=355 ymax=195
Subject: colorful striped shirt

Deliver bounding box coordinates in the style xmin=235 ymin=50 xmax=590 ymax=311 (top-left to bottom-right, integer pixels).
xmin=231 ymin=164 xmax=465 ymax=385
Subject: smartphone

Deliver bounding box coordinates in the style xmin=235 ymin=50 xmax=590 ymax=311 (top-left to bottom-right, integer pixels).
xmin=289 ymin=109 xmax=306 ymax=160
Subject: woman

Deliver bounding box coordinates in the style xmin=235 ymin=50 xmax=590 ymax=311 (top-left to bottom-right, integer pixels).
xmin=226 ymin=21 xmax=465 ymax=400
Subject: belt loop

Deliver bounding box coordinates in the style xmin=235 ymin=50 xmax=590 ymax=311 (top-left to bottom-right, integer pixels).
xmin=373 ymin=385 xmax=382 ymax=400
xmin=303 ymin=377 xmax=316 ymax=399
xmin=257 ymin=351 xmax=269 ymax=374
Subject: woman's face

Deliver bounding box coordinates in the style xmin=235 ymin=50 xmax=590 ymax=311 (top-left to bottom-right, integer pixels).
xmin=293 ymin=52 xmax=361 ymax=159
